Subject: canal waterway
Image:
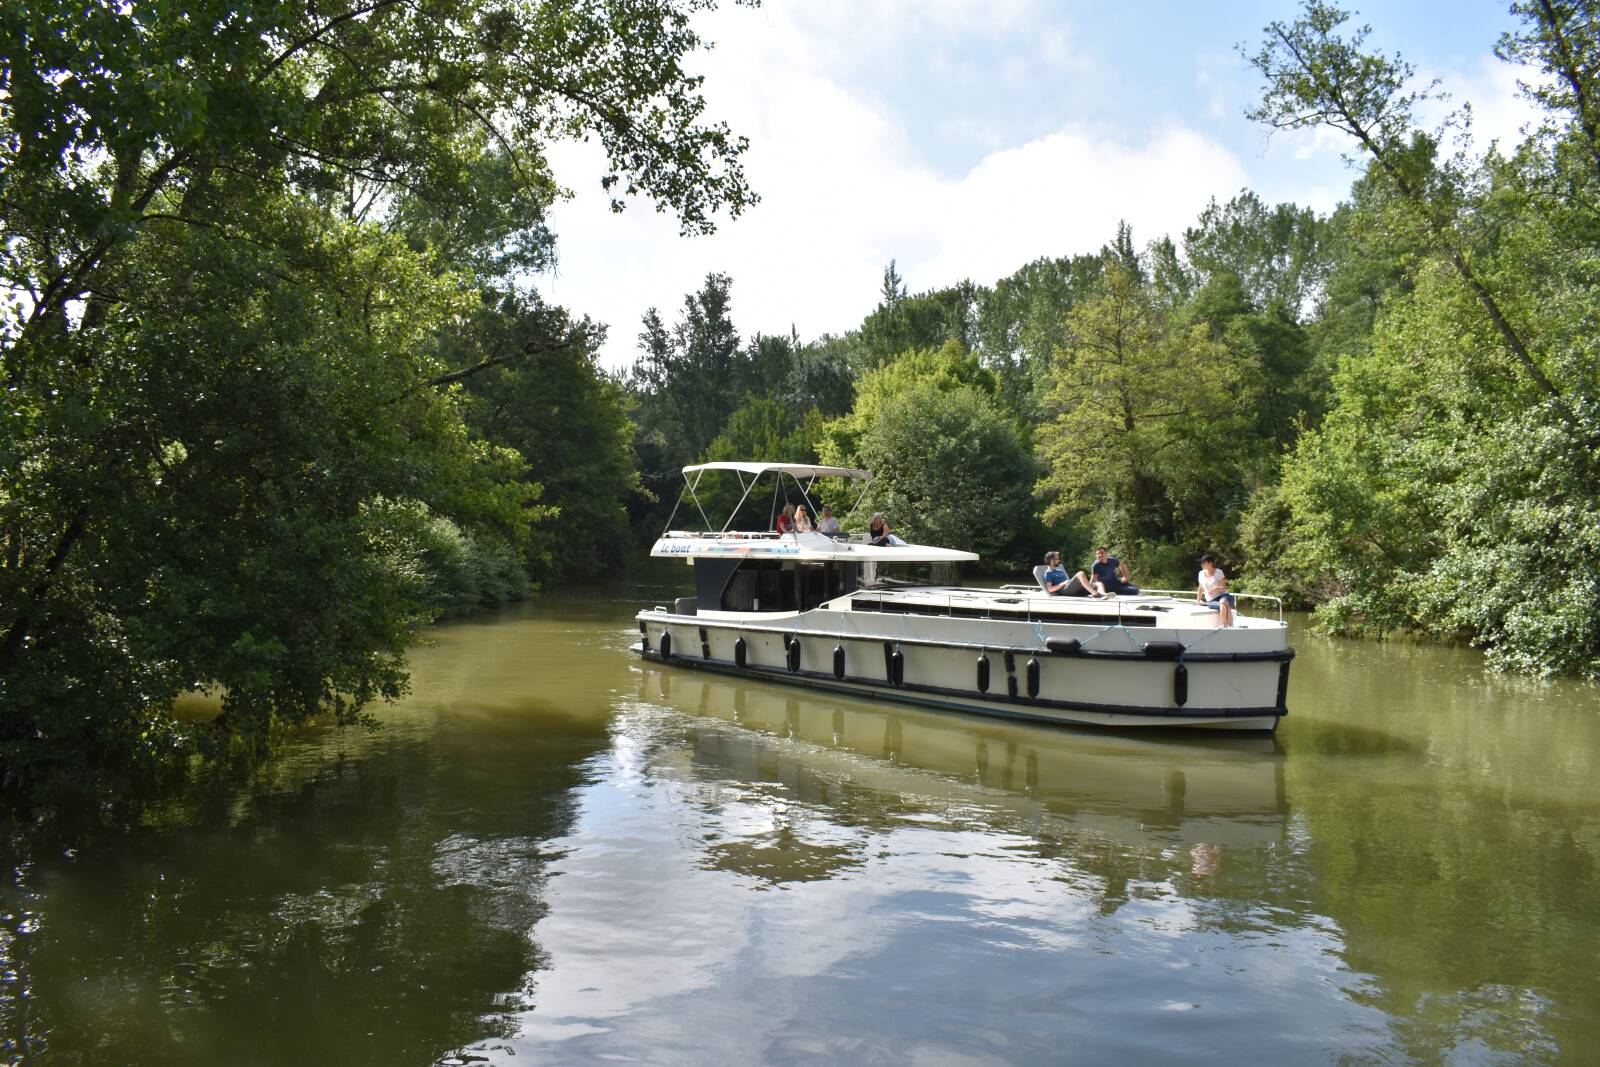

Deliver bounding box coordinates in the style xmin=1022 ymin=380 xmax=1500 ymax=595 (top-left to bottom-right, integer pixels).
xmin=2 ymin=575 xmax=1597 ymax=1064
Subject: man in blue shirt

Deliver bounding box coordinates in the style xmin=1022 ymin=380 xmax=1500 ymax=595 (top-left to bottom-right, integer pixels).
xmin=1091 ymin=546 xmax=1140 ymax=596
xmin=1042 ymin=551 xmax=1097 ymax=597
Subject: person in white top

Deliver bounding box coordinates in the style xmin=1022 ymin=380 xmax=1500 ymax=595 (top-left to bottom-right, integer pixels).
xmin=816 ymin=506 xmax=842 ymax=535
xmin=794 ymin=505 xmax=814 ymax=533
xmin=1196 ymin=553 xmax=1235 ymax=627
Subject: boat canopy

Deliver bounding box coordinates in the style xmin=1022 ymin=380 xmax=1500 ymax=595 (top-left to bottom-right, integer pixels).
xmin=681 ymin=462 xmax=870 ymax=480
xmin=663 ymin=460 xmax=873 ymax=535
xmin=654 ymin=460 xmax=977 ymax=565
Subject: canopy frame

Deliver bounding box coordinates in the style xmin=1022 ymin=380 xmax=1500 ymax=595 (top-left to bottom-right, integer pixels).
xmin=660 ymin=463 xmax=874 ymax=536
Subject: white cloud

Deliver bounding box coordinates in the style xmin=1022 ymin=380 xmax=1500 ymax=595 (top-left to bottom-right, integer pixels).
xmin=1433 ymin=56 xmax=1546 ymax=154
xmin=1211 ymin=51 xmax=1544 ymax=217
xmin=538 ymin=3 xmax=1253 ymax=370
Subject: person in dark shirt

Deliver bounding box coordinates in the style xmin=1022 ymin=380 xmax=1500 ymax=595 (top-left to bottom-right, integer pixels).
xmin=775 ymin=503 xmax=796 ymax=534
xmin=1042 ymin=551 xmax=1100 ymax=597
xmin=870 ymin=511 xmax=908 ymax=547
xmin=1091 ymin=546 xmax=1139 ymax=596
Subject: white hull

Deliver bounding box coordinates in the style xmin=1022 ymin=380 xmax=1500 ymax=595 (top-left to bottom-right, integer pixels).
xmin=635 ymin=600 xmax=1290 ymax=734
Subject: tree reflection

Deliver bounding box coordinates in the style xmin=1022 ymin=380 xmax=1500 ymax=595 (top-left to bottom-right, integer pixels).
xmin=0 ymin=707 xmax=609 ymax=1065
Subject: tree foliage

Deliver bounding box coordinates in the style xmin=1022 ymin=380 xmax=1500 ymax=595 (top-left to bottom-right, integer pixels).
xmin=1036 ymin=262 xmax=1258 ymax=559
xmin=1241 ymin=0 xmax=1600 ymax=676
xmin=972 ymin=254 xmax=1104 ymax=428
xmin=854 ymin=383 xmax=1035 ymax=564
xmin=854 ymin=267 xmax=980 ymax=371
xmin=0 ymin=0 xmax=757 ymax=788
xmin=1185 ymin=190 xmax=1332 ymax=318
xmin=448 ymin=292 xmax=642 ymax=583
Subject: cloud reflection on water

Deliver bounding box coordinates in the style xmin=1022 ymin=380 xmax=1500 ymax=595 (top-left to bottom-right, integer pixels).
xmin=486 ymin=665 xmax=1381 ymax=1065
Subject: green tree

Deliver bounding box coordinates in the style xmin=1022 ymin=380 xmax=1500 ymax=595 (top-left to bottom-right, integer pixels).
xmin=973 ymin=254 xmax=1104 ymax=428
xmin=1243 ymin=0 xmax=1600 ymax=676
xmin=855 ymin=265 xmax=979 ymax=370
xmin=1184 ymin=191 xmax=1333 ymax=318
xmin=1183 ymin=271 xmax=1319 ymax=455
xmin=628 ymin=273 xmax=745 ymax=464
xmin=818 ymin=339 xmax=997 ymax=467
xmin=704 ymin=397 xmax=822 ymax=467
xmin=1036 ymin=263 xmax=1258 ymax=559
xmin=854 ymin=383 xmax=1035 ymax=564
xmin=0 ymin=0 xmax=757 ymax=788
xmin=448 ymin=292 xmax=642 ymax=583
xmin=785 ymin=335 xmax=857 ymax=417
xmin=1246 ymin=0 xmax=1579 ymax=426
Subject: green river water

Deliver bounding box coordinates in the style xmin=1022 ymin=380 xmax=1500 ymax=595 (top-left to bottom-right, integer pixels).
xmin=2 ymin=573 xmax=1598 ymax=1065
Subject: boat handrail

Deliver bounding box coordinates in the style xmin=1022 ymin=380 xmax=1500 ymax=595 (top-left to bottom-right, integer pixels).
xmin=1134 ymin=587 xmax=1284 ymax=623
xmin=662 ymin=529 xmax=868 ymax=543
xmin=664 ymin=529 xmax=785 ymax=540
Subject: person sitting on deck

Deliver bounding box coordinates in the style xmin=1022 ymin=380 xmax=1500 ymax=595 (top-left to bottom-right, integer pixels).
xmin=867 ymin=512 xmax=905 ymax=546
xmin=794 ymin=505 xmax=814 ymax=532
xmin=817 ymin=506 xmax=842 ymax=535
xmin=1196 ymin=552 xmax=1236 ymax=627
xmin=775 ymin=503 xmax=797 ymax=534
xmin=1091 ymin=546 xmax=1140 ymax=596
xmin=1042 ymin=551 xmax=1102 ymax=597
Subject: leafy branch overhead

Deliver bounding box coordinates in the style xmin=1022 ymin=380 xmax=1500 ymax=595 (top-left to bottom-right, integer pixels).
xmin=1244 ymin=0 xmax=1573 ymax=416
xmin=0 ymin=0 xmax=759 ymax=789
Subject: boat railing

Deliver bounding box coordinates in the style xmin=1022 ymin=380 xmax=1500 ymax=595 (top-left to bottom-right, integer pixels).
xmin=984 ymin=583 xmax=1285 ymax=625
xmin=664 ymin=529 xmax=866 ymax=540
xmin=664 ymin=529 xmax=784 ymax=540
xmin=1133 ymin=588 xmax=1285 ymax=623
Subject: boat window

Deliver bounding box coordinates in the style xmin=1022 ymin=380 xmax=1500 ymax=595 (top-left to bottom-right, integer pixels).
xmin=721 ymin=567 xmax=758 ymax=611
xmin=799 ymin=562 xmax=830 ymax=611
xmin=719 ymin=559 xmax=801 ymax=612
xmin=861 ymin=561 xmax=961 ymax=589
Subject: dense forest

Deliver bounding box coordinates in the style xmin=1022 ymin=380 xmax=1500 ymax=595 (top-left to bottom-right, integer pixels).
xmin=2 ymin=0 xmax=1597 ymax=790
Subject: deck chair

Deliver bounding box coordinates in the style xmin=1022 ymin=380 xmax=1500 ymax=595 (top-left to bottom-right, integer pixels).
xmin=1032 ymin=565 xmax=1051 ymax=592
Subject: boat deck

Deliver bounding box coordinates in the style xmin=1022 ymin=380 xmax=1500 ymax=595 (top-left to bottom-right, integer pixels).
xmin=824 ymin=585 xmax=1283 ymax=633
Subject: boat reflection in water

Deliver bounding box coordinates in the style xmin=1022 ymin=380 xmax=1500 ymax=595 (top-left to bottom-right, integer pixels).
xmin=635 ymin=661 xmax=1288 ymax=876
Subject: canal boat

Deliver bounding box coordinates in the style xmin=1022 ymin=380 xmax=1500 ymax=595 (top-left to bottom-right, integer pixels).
xmin=634 ymin=462 xmax=1293 ymax=733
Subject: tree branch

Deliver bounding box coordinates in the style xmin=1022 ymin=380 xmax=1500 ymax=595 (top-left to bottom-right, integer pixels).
xmin=0 ymin=508 xmax=88 ymax=675
xmin=1535 ymin=0 xmax=1600 ymax=182
xmin=255 ymin=0 xmax=411 ymax=86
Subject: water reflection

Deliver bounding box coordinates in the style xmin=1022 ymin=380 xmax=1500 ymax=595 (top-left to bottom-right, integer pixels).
xmin=1279 ymin=625 xmax=1600 ymax=1061
xmin=0 ymin=605 xmax=619 ymax=1067
xmin=642 ymin=665 xmax=1288 ymax=859
xmin=489 ymin=665 xmax=1318 ymax=1065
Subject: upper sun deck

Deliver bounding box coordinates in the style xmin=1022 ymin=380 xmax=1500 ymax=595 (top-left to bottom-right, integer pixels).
xmin=655 ymin=461 xmax=977 ymax=563
xmin=650 ymin=529 xmax=979 ymax=563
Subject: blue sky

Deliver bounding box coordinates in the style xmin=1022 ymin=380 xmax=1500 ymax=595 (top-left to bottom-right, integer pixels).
xmin=540 ymin=2 xmax=1538 ymax=368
